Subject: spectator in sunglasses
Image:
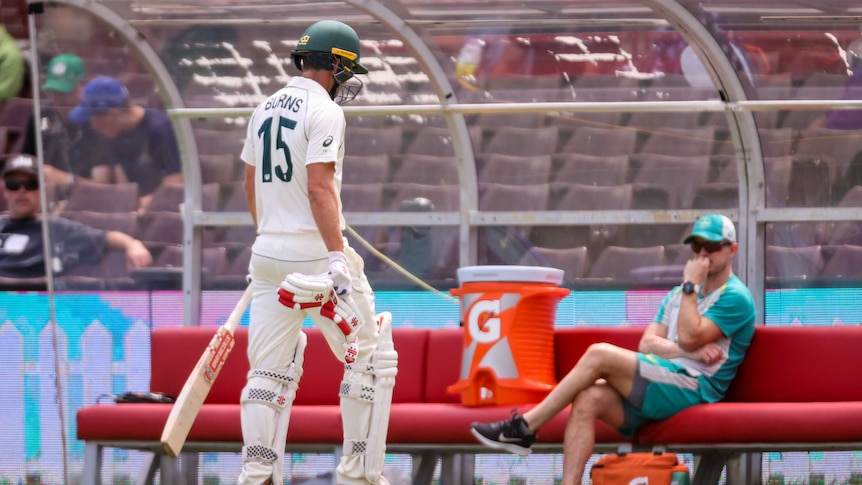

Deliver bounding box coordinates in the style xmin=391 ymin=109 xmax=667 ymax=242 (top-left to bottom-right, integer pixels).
xmin=0 ymin=154 xmax=152 ymax=280
xmin=471 ymin=214 xmax=755 ymax=484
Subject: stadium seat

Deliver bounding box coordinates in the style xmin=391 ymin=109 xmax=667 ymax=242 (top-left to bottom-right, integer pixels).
xmin=137 ymin=212 xmax=215 ymax=257
xmin=391 ymin=154 xmax=459 ymax=185
xmin=478 ymin=182 xmax=550 ymax=211
xmin=518 ymin=246 xmax=590 ymax=282
xmin=345 ymin=126 xmax=404 ymax=157
xmin=552 ymin=153 xmax=629 ymax=187
xmin=550 ymin=87 xmax=629 ymax=136
xmin=815 ymin=186 xmax=862 ymax=246
xmin=341 ymin=183 xmax=386 ymax=212
xmin=404 ymin=126 xmax=458 ymax=157
xmin=343 ymin=154 xmax=390 ymax=185
xmin=794 ymin=127 xmax=862 ymax=200
xmin=473 ymin=111 xmax=547 ymax=130
xmin=477 ymin=154 xmax=552 ymax=185
xmin=638 ymin=127 xmax=716 ymax=157
xmin=821 ymin=244 xmax=862 ymax=280
xmin=630 ymin=154 xmax=711 ymax=209
xmin=586 ymin=245 xmax=666 ymax=281
xmin=199 ymin=154 xmax=239 ymax=186
xmin=219 ymin=182 xmax=249 ymax=212
xmin=759 ymin=156 xmax=794 ymax=207
xmin=60 ymin=210 xmax=138 ymax=235
xmin=194 ymin=127 xmax=245 ymax=156
xmin=219 ymin=225 xmax=257 ymax=251
xmin=385 ymin=182 xmax=459 ymax=211
xmin=59 ymin=248 xmax=134 ymax=290
xmin=0 ymin=97 xmax=33 ymax=131
xmin=766 ymin=245 xmax=824 ymax=284
xmin=786 ymin=155 xmax=834 ymax=207
xmin=534 ymin=183 xmax=631 ymax=252
xmin=560 ymin=126 xmax=638 ymax=157
xmin=210 ymin=246 xmax=253 ymax=289
xmin=664 ymin=243 xmax=692 ymax=267
xmin=692 ymin=183 xmax=739 ymax=210
xmin=714 ymin=127 xmax=795 ymax=158
xmin=146 ymin=182 xmax=220 ymax=212
xmin=713 ymin=154 xmax=738 ymax=183
xmin=0 ymin=126 xmax=8 ymax=157
xmin=156 ymin=245 xmax=229 ymax=273
xmin=64 ymin=181 xmax=139 ymax=213
xmin=626 ymin=110 xmax=704 ymax=131
xmin=482 ymin=126 xmax=559 ymax=158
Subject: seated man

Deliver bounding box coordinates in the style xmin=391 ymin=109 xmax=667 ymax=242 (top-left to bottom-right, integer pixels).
xmin=21 ymin=53 xmax=88 ymax=195
xmin=0 ymin=154 xmax=152 ymax=280
xmin=470 ymin=213 xmax=756 ymax=485
xmin=69 ymin=76 xmax=183 ymax=212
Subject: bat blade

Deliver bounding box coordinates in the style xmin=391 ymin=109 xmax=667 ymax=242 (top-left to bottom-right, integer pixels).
xmin=160 ymin=286 xmax=252 ymax=457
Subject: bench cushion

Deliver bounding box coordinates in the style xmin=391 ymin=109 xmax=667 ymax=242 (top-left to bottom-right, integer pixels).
xmin=151 ymin=327 xmax=429 ymax=406
xmin=725 ymin=325 xmax=862 ymax=403
xmin=80 ymin=323 xmax=862 ymax=453
xmin=639 ymin=401 xmax=862 ymax=446
xmin=151 ymin=327 xmax=250 ymax=405
xmin=425 ymin=327 xmax=465 ymax=404
xmin=554 ymin=326 xmax=644 ymax=375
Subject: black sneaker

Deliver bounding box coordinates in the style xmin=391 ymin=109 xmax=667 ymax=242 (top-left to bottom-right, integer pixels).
xmin=470 ymin=410 xmax=536 ymax=456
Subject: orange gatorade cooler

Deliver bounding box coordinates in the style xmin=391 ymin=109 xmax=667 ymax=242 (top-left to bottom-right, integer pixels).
xmin=448 ymin=265 xmax=570 ymax=406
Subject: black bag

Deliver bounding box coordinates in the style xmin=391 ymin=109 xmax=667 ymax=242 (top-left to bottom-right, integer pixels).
xmin=98 ymin=391 xmax=175 ymax=404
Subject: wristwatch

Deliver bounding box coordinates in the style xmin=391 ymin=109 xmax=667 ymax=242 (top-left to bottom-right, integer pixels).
xmin=682 ymin=281 xmax=696 ymax=295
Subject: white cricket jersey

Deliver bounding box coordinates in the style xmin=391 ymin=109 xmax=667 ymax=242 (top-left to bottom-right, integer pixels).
xmin=241 ymin=77 xmax=346 ymax=261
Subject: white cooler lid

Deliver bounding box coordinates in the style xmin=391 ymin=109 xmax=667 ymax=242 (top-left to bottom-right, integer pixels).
xmin=457 ymin=265 xmax=564 ymax=285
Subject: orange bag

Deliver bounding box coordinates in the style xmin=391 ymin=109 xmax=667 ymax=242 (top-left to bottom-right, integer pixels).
xmin=590 ymin=452 xmax=690 ymax=485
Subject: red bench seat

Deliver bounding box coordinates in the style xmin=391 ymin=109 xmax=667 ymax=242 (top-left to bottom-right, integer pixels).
xmin=77 ymin=324 xmax=862 ymax=484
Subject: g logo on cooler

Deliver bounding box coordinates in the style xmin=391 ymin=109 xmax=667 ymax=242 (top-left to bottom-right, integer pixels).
xmin=467 ymin=299 xmax=501 ymax=344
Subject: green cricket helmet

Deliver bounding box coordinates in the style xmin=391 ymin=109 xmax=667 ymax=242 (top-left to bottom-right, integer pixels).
xmin=292 ymin=20 xmax=368 ymax=75
xmin=291 ymin=20 xmax=367 ymax=104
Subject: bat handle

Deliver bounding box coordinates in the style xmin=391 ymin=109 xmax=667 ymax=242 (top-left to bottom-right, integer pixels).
xmin=225 ymin=285 xmax=253 ymax=333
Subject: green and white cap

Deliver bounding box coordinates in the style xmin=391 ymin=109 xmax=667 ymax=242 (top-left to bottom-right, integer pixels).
xmin=42 ymin=54 xmax=85 ymax=93
xmin=684 ymin=214 xmax=736 ymax=243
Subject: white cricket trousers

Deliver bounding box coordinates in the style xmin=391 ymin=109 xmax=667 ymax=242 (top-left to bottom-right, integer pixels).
xmin=238 ymin=244 xmax=380 ymax=485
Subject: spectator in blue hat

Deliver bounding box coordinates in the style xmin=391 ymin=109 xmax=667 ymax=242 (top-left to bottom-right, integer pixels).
xmin=70 ymin=75 xmax=183 ymax=211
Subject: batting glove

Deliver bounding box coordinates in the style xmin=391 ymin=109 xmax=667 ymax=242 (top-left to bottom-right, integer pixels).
xmin=278 ymin=272 xmax=333 ymax=310
xmin=320 ymin=293 xmax=364 ymax=340
xmin=328 ymin=251 xmax=352 ymax=296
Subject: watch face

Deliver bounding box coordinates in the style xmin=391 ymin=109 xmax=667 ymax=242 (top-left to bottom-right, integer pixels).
xmin=683 ymin=282 xmax=695 ymax=294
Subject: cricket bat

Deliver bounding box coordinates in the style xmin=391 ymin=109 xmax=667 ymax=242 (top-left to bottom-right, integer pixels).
xmin=160 ymin=285 xmax=252 ymax=457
